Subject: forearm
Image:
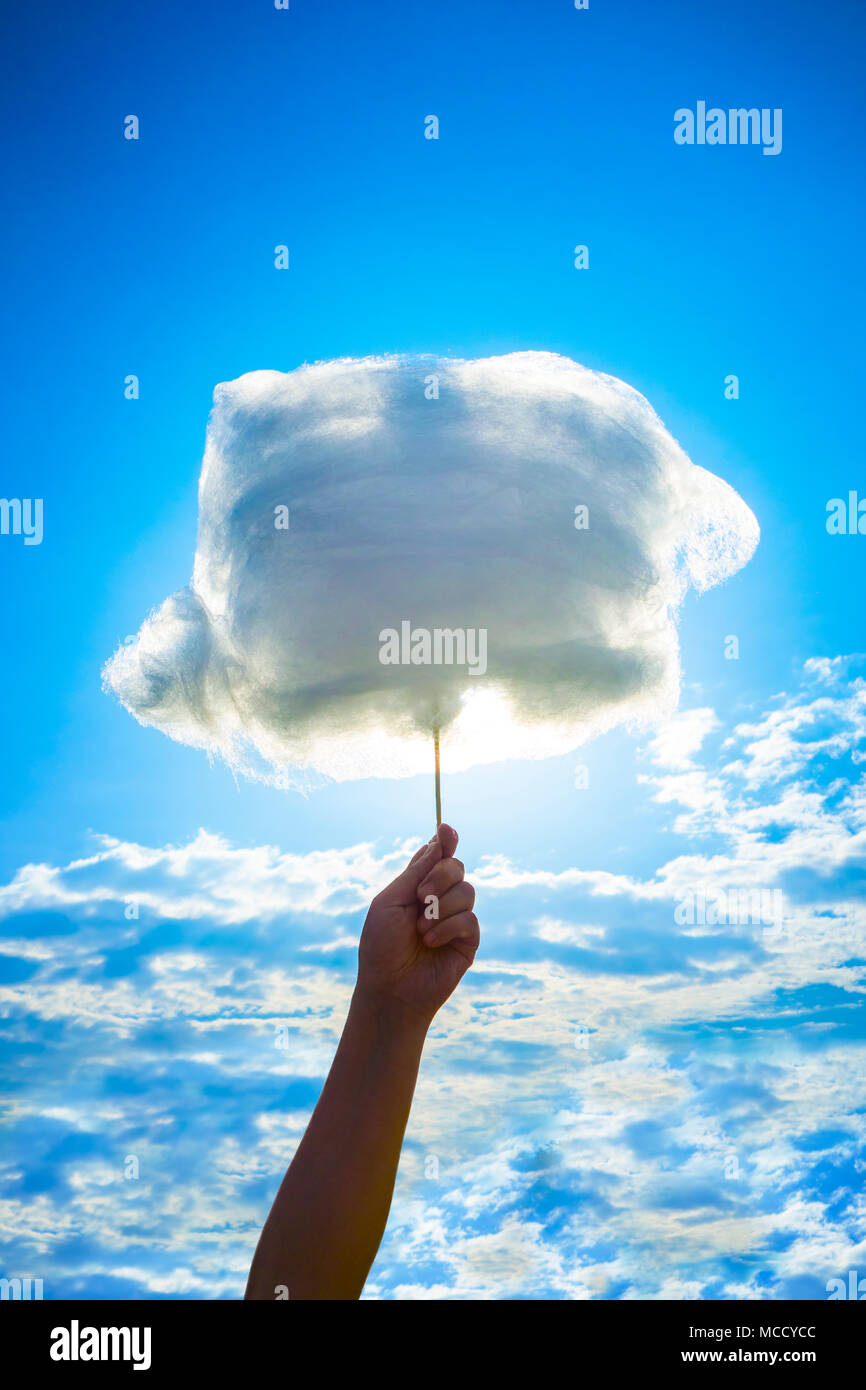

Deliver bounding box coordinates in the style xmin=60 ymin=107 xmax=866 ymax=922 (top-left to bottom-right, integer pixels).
xmin=245 ymin=987 xmax=430 ymax=1300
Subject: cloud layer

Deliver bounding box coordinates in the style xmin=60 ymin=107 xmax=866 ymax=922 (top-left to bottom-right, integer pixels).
xmin=2 ymin=658 xmax=865 ymax=1299
xmin=103 ymin=353 xmax=759 ymax=785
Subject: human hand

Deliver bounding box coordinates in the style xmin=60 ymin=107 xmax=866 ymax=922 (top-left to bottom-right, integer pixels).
xmin=356 ymin=824 xmax=480 ymax=1026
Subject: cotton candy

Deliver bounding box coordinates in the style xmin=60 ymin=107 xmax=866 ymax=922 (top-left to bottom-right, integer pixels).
xmin=103 ymin=352 xmax=759 ymax=785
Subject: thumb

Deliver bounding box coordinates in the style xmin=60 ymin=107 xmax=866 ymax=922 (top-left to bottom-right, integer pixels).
xmin=436 ymin=821 xmax=458 ymax=860
xmin=378 ymin=823 xmax=458 ymax=906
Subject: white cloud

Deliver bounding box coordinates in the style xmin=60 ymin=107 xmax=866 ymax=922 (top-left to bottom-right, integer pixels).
xmin=645 ymin=706 xmax=720 ymax=770
xmin=3 ymin=657 xmax=866 ymax=1300
xmin=0 ymin=829 xmax=417 ymax=925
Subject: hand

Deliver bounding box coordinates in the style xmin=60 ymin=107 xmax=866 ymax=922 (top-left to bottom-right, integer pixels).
xmin=357 ymin=824 xmax=480 ymax=1025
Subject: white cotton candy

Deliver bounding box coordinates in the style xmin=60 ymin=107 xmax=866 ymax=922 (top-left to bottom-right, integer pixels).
xmin=103 ymin=352 xmax=759 ymax=785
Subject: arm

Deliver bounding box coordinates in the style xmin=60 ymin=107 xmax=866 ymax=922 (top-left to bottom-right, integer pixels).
xmin=244 ymin=822 xmax=479 ymax=1301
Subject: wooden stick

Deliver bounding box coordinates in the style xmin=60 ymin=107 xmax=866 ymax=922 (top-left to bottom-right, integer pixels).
xmin=433 ymin=726 xmax=442 ymax=827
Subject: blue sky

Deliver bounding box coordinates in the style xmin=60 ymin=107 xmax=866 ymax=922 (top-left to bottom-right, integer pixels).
xmin=1 ymin=0 xmax=865 ymax=1299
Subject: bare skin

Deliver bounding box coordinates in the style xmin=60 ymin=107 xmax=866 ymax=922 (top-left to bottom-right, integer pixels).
xmin=244 ymin=822 xmax=479 ymax=1301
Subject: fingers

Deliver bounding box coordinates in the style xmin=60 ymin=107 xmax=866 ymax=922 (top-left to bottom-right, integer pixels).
xmin=417 ymin=854 xmax=465 ymax=902
xmin=421 ymin=910 xmax=480 ymax=957
xmin=416 ymin=836 xmax=475 ymax=935
xmin=397 ymin=821 xmax=478 ymax=959
xmin=377 ymin=837 xmax=441 ymax=907
xmin=376 ymin=823 xmax=458 ymax=907
xmin=436 ymin=822 xmax=458 ymax=859
xmin=421 ymin=878 xmax=475 ymax=924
